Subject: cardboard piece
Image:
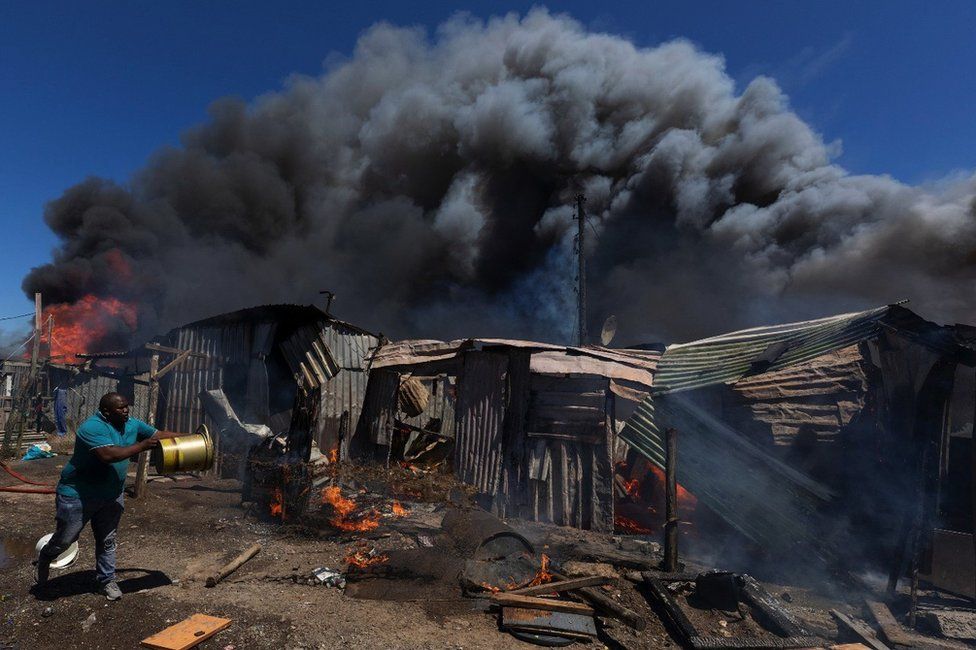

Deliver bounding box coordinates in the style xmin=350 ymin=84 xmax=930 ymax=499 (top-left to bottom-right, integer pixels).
xmin=140 ymin=614 xmax=232 ymax=650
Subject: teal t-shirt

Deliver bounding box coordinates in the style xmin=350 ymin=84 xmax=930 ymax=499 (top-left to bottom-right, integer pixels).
xmin=57 ymin=412 xmax=157 ymax=499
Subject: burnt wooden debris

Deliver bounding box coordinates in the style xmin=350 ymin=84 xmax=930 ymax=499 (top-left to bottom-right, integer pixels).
xmin=644 ymin=574 xmax=821 ymax=649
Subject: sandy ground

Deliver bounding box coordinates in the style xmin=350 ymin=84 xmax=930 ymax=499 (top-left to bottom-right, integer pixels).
xmin=0 ymin=455 xmax=869 ymax=650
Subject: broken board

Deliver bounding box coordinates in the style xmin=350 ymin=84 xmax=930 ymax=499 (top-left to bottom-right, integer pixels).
xmin=502 ymin=606 xmax=598 ymax=641
xmin=140 ymin=614 xmax=232 ymax=650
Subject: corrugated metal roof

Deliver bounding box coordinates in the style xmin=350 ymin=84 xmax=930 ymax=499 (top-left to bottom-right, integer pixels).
xmin=652 ymin=305 xmax=890 ymax=395
xmin=372 ymin=338 xmax=659 ymax=386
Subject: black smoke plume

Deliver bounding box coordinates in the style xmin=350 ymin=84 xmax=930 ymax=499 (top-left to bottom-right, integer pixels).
xmin=24 ymin=10 xmax=976 ymax=347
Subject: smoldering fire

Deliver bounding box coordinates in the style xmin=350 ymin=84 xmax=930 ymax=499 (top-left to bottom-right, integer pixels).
xmin=22 ymin=9 xmax=976 ymax=354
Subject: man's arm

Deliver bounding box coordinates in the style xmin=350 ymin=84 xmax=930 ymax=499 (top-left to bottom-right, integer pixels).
xmin=91 ymin=430 xmax=184 ymax=463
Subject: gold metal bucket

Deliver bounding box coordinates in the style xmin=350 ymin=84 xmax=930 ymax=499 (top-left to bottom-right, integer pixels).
xmin=151 ymin=424 xmax=214 ymax=474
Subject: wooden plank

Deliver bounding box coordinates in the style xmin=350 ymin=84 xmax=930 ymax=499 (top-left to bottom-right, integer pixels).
xmin=509 ymin=575 xmax=610 ymax=596
xmin=864 ymin=600 xmax=914 ymax=647
xmin=830 ymin=610 xmax=890 ymax=650
xmin=552 ymin=570 xmax=646 ymax=630
xmin=140 ymin=614 xmax=232 ymax=650
xmin=490 ymin=593 xmax=594 ymax=615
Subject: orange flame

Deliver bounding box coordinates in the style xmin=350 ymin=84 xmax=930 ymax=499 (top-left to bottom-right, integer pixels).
xmin=648 ymin=465 xmax=698 ymax=513
xmin=44 ymin=294 xmax=138 ymax=358
xmin=391 ymin=500 xmax=409 ymax=517
xmin=344 ymin=546 xmax=389 ymax=568
xmin=615 ymin=515 xmax=653 ymax=534
xmin=622 ymin=478 xmax=640 ymax=500
xmin=328 ymin=448 xmax=339 ymax=463
xmin=321 ymin=486 xmax=379 ymax=531
xmin=527 ymin=554 xmax=553 ymax=587
xmin=269 ymin=487 xmax=283 ymax=518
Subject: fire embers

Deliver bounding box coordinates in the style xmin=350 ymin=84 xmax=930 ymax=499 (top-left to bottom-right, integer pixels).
xmin=321 ymin=486 xmax=380 ymax=532
xmin=269 ymin=487 xmax=284 ymax=519
xmin=344 ymin=543 xmax=389 ymax=569
xmin=475 ymin=553 xmax=553 ymax=594
xmin=614 ymin=458 xmax=698 ymax=536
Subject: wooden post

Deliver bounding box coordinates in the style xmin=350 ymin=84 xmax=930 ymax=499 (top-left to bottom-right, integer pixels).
xmin=133 ymin=353 xmax=159 ymax=498
xmin=973 ymin=377 xmax=976 ymax=603
xmin=7 ymin=294 xmax=43 ymax=456
xmin=664 ymin=426 xmax=679 ymax=572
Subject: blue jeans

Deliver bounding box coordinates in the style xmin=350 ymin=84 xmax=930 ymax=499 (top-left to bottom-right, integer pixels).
xmin=39 ymin=492 xmax=125 ymax=585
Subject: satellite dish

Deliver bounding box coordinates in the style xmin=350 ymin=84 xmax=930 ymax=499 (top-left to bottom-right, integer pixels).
xmin=600 ymin=315 xmax=617 ymax=346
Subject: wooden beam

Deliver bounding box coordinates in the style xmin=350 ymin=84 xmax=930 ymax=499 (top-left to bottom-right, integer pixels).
xmin=205 ymin=543 xmax=261 ymax=587
xmin=830 ymin=610 xmax=891 ymax=650
xmin=490 ymin=593 xmax=594 ymax=616
xmin=864 ymin=600 xmax=914 ymax=648
xmin=155 ymin=350 xmax=191 ymax=381
xmin=133 ymin=353 xmax=159 ymax=499
xmin=551 ymin=570 xmax=646 ymax=630
xmin=509 ymin=576 xmax=610 ymax=597
xmin=664 ymin=426 xmax=679 ymax=572
xmin=143 ymin=343 xmax=214 ymax=360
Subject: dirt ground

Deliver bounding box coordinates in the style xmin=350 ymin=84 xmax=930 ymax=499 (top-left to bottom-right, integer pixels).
xmin=1 ymin=455 xmax=864 ymax=650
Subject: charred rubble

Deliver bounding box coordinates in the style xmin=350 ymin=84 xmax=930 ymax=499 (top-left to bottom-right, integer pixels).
xmin=4 ymin=301 xmax=975 ymax=647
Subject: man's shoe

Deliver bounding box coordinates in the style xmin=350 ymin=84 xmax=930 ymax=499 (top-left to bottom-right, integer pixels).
xmin=99 ymin=581 xmax=122 ymax=601
xmin=32 ymin=559 xmax=50 ymax=587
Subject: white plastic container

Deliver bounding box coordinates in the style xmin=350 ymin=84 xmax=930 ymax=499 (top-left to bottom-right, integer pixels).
xmin=34 ymin=534 xmax=79 ymax=569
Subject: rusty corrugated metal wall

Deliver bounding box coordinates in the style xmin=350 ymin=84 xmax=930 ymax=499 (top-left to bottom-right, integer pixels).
xmin=723 ymin=344 xmax=870 ymax=448
xmin=454 ymin=351 xmax=508 ymax=495
xmin=303 ymin=321 xmax=379 ymax=456
xmin=520 ymin=374 xmax=615 ymax=531
xmin=351 ymin=368 xmax=400 ymax=457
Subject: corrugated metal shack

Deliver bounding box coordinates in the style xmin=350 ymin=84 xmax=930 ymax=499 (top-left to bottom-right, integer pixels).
xmin=157 ymin=304 xmax=379 ymax=469
xmin=0 ymin=359 xmax=150 ymax=436
xmin=622 ymin=304 xmax=976 ymax=583
xmin=355 ymin=338 xmax=661 ymax=532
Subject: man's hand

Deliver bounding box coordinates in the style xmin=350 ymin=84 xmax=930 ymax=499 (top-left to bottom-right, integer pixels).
xmin=140 ymin=433 xmax=161 ymax=450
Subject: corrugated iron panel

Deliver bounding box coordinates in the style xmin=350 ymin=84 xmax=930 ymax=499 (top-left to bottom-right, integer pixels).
xmin=320 ymin=322 xmax=378 ymax=370
xmin=621 ymin=391 xmax=837 ymax=559
xmin=653 ymin=306 xmax=890 ymax=395
xmin=353 ymin=369 xmax=400 ymax=450
xmin=454 ymin=351 xmax=508 ymax=495
xmin=316 ymin=368 xmax=370 ymax=455
xmin=726 ymin=345 xmax=869 ymax=446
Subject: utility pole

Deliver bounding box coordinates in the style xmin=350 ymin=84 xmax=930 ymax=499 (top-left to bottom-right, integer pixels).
xmin=576 ymin=194 xmax=587 ymax=347
xmin=30 ymin=293 xmax=41 ymax=370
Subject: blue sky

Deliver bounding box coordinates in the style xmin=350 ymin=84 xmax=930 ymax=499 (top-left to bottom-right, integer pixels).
xmin=1 ymin=1 xmax=974 ymax=333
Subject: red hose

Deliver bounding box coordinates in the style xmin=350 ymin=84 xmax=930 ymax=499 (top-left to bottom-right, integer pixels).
xmin=0 ymin=485 xmax=55 ymax=494
xmin=0 ymin=460 xmax=55 ymax=487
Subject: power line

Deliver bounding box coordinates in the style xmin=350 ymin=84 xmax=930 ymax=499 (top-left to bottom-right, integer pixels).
xmin=0 ymin=312 xmax=34 ymax=322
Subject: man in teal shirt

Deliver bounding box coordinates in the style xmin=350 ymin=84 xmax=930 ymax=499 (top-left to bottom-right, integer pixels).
xmin=34 ymin=392 xmax=182 ymax=600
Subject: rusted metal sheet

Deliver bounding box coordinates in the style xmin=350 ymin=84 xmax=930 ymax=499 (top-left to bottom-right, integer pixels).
xmin=317 ymin=368 xmax=370 ymax=456
xmin=523 ymin=374 xmax=613 ymax=531
xmin=724 ymin=345 xmax=870 ymax=446
xmin=319 ymin=320 xmax=377 ymax=370
xmin=352 ymin=369 xmax=400 ymax=452
xmin=454 ymin=351 xmax=508 ymax=495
